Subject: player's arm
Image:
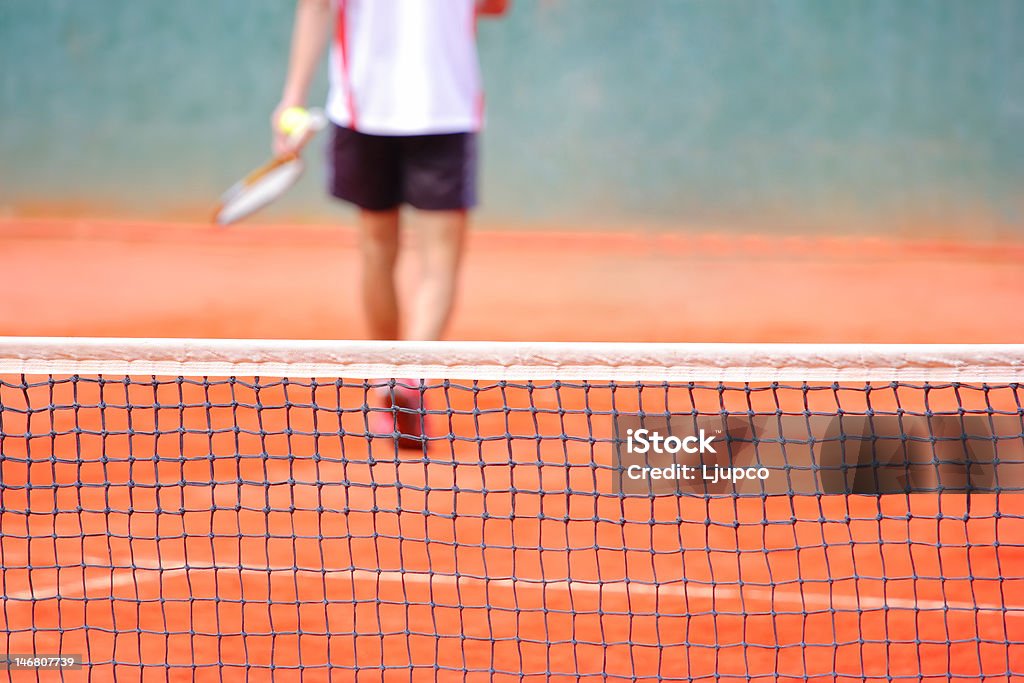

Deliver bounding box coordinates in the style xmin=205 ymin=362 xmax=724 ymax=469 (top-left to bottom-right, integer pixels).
xmin=274 ymin=0 xmax=332 ymax=155
xmin=477 ymin=0 xmax=510 ymax=17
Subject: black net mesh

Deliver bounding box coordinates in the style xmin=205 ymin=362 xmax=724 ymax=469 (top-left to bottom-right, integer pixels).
xmin=1 ymin=372 xmax=1022 ymax=681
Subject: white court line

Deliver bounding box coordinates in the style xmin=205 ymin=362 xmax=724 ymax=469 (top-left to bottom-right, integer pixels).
xmin=4 ymin=552 xmax=1021 ymax=617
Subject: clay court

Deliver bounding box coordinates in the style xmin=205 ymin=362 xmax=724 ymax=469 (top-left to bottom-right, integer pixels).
xmin=2 ymin=219 xmax=1023 ymax=681
xmin=3 ymin=218 xmax=1024 ymax=343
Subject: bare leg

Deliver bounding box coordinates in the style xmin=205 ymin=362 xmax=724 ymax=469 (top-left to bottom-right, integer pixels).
xmin=406 ymin=209 xmax=468 ymax=341
xmin=358 ymin=208 xmax=401 ymax=340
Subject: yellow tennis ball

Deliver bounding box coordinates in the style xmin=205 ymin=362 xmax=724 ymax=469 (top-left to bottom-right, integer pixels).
xmin=278 ymin=106 xmax=311 ymax=136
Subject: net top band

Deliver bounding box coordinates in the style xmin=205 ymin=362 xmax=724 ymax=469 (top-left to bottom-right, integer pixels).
xmin=0 ymin=337 xmax=1022 ymax=382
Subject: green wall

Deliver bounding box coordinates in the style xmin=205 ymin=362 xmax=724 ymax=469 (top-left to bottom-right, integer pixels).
xmin=1 ymin=0 xmax=1021 ymax=233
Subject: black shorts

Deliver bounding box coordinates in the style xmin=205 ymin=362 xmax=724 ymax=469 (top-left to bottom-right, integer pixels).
xmin=327 ymin=125 xmax=478 ymax=211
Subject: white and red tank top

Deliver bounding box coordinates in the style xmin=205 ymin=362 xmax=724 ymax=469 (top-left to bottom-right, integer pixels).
xmin=327 ymin=0 xmax=483 ymax=136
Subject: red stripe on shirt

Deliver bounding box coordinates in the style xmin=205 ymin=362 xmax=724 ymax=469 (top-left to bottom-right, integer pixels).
xmin=335 ymin=0 xmax=358 ymax=130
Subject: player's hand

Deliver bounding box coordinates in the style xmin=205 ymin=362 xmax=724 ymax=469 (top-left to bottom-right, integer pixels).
xmin=476 ymin=0 xmax=509 ymax=16
xmin=271 ymin=101 xmax=304 ymax=157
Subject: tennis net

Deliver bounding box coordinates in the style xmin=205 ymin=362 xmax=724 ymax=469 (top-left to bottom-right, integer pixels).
xmin=1 ymin=337 xmax=1022 ymax=682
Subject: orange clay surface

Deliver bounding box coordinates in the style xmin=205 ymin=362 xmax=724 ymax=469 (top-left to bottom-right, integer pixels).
xmin=2 ymin=217 xmax=1023 ymax=342
xmin=1 ymin=218 xmax=1023 ymax=682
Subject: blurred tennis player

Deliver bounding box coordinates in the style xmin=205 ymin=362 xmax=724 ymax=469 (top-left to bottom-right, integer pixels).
xmin=275 ymin=0 xmax=509 ymax=446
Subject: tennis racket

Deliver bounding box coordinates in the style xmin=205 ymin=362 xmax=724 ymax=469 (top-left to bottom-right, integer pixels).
xmin=213 ymin=108 xmax=327 ymax=226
